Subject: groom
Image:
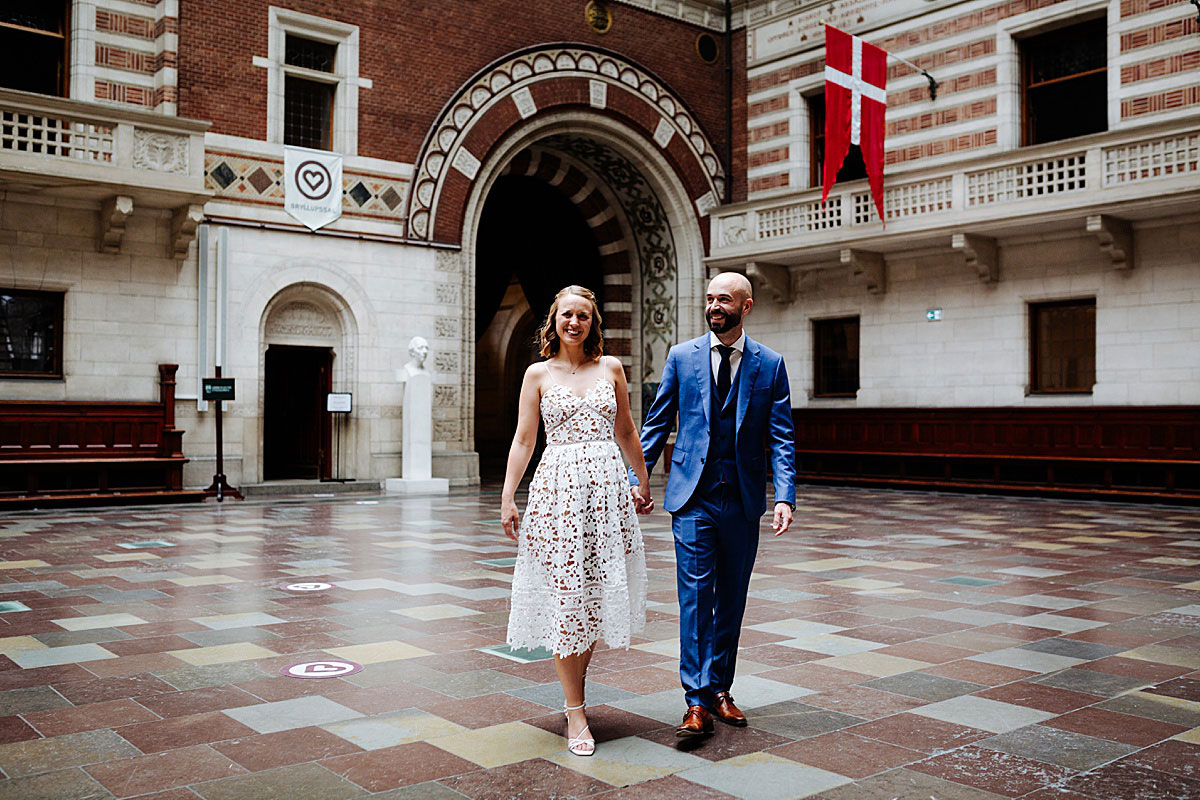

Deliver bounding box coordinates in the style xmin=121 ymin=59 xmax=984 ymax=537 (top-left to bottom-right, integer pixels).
xmin=632 ymin=271 xmax=796 ymax=736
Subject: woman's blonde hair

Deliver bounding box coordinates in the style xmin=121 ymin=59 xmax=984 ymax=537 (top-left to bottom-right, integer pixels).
xmin=537 ymin=285 xmax=604 ymax=359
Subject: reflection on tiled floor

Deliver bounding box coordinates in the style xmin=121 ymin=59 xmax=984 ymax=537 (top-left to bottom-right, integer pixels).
xmin=1 ymin=486 xmax=1199 ymax=799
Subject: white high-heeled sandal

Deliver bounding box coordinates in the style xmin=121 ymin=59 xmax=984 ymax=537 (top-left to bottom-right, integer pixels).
xmin=563 ymin=702 xmax=594 ymax=757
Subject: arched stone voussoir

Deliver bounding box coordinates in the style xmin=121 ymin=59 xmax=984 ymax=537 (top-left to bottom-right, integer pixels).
xmin=408 ymin=45 xmax=725 ymax=246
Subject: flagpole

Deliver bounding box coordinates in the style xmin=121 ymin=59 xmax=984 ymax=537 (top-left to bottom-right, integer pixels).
xmin=820 ymin=21 xmax=939 ymax=101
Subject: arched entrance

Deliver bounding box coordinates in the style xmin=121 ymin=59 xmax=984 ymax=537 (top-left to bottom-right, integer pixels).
xmin=259 ymin=283 xmax=358 ymax=481
xmin=406 ymin=46 xmax=724 ymax=475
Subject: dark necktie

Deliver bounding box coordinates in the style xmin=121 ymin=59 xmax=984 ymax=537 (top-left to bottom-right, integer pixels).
xmin=716 ymin=345 xmax=733 ymax=403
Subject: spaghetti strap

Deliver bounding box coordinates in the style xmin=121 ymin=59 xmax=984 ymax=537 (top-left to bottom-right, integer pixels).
xmin=543 ymin=361 xmax=558 ymax=384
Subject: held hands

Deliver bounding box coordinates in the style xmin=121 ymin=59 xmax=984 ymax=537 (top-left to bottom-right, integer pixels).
xmin=771 ymin=502 xmax=793 ymax=536
xmin=501 ymin=498 xmax=519 ymax=541
xmin=631 ymin=484 xmax=654 ymax=515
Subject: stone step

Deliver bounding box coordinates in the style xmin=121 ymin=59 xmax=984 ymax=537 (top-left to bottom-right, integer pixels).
xmin=239 ymin=480 xmax=383 ymax=498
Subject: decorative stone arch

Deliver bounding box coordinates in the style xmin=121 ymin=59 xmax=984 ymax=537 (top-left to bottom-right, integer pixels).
xmin=253 ymin=281 xmax=363 ymax=484
xmin=406 ymin=44 xmax=724 ymax=248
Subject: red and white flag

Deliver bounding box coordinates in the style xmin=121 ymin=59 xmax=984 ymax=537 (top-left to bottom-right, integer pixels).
xmin=822 ymin=26 xmax=887 ymax=222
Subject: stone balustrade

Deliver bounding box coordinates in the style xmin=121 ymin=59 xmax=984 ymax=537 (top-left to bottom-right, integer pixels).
xmin=0 ymin=87 xmax=211 ymax=256
xmin=710 ymin=116 xmax=1200 ymax=269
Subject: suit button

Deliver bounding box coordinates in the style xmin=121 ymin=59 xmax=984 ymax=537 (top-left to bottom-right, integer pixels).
xmin=701 ymin=457 xmax=705 ymax=463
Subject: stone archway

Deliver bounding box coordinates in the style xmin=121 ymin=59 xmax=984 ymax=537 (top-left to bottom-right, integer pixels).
xmin=406 ymin=45 xmax=724 ymax=247
xmin=416 ymin=45 xmax=720 ymax=465
xmin=257 ymin=283 xmax=359 ymax=483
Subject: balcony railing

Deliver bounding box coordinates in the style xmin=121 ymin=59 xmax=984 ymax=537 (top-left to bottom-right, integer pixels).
xmin=712 ymin=119 xmax=1200 ymax=262
xmin=0 ymin=87 xmax=209 ymax=206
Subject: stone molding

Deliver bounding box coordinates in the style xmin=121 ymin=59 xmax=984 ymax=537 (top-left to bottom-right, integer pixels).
xmin=407 ymin=45 xmax=725 ymax=244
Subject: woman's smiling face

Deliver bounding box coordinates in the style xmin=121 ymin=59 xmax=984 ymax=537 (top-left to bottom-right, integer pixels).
xmin=556 ymin=294 xmax=594 ymax=347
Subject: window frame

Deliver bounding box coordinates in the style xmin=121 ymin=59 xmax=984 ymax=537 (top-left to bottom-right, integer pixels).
xmin=1016 ymin=15 xmax=1108 ymax=147
xmin=266 ymin=7 xmax=360 ymax=155
xmin=0 ymin=287 xmax=65 ymax=380
xmin=0 ymin=1 xmax=70 ymax=98
xmin=1028 ymin=297 xmax=1096 ymax=395
xmin=283 ymin=69 xmax=336 ymax=151
xmin=812 ymin=315 xmax=860 ymax=398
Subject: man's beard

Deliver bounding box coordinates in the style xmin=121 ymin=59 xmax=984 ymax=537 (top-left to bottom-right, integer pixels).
xmin=707 ymin=308 xmax=741 ymax=334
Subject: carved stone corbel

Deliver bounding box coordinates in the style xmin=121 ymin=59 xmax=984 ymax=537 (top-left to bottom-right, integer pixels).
xmin=841 ymin=248 xmax=886 ymax=295
xmin=98 ymin=195 xmax=133 ymax=254
xmin=170 ymin=204 xmax=205 ymax=259
xmin=1086 ymin=214 xmax=1134 ymax=270
xmin=745 ymin=261 xmax=792 ymax=304
xmin=952 ymin=233 xmax=998 ymax=283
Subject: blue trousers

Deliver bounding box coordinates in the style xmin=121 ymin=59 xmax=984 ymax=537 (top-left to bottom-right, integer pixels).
xmin=672 ymin=483 xmax=759 ymax=708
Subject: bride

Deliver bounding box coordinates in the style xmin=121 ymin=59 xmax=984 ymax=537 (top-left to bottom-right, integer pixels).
xmin=501 ymin=284 xmax=652 ymax=757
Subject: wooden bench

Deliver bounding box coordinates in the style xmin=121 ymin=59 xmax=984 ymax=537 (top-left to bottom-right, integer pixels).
xmin=0 ymin=364 xmax=205 ymax=509
xmin=792 ymin=406 xmax=1200 ymax=504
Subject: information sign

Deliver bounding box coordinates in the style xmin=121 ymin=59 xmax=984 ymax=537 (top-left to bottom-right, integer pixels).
xmin=202 ymin=377 xmax=236 ymax=401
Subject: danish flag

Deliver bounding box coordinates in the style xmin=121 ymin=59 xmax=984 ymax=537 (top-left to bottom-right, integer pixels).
xmin=822 ymin=26 xmax=888 ymax=222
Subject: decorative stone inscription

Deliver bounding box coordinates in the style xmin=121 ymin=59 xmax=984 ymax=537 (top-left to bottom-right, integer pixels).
xmin=266 ymin=302 xmax=337 ymax=339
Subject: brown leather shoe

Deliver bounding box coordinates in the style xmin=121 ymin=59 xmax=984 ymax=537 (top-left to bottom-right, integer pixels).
xmin=712 ymin=692 xmax=747 ymax=726
xmin=675 ymin=705 xmax=713 ymax=737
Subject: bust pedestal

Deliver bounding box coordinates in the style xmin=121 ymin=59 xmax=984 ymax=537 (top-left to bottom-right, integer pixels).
xmin=386 ymin=339 xmax=448 ymax=496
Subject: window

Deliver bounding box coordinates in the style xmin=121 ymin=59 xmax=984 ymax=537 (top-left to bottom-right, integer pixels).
xmin=1021 ymin=19 xmax=1107 ymax=146
xmin=807 ymin=93 xmax=867 ymax=188
xmin=0 ymin=289 xmax=63 ymax=378
xmin=284 ymin=35 xmax=336 ymax=151
xmin=1030 ymin=299 xmax=1095 ymax=393
xmin=813 ymin=316 xmax=859 ymax=397
xmin=267 ymin=9 xmax=360 ymax=154
xmin=0 ymin=2 xmax=68 ymax=97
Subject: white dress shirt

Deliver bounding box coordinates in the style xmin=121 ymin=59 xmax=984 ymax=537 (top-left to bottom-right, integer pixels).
xmin=709 ymin=330 xmax=746 ymax=385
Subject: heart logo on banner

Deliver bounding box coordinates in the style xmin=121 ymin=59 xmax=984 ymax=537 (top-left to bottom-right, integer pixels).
xmin=302 ymin=169 xmax=326 ymax=193
xmin=295 ymin=160 xmax=333 ymax=200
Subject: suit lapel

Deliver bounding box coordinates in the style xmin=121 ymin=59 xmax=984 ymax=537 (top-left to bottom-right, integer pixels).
xmin=692 ymin=337 xmax=712 ymax=425
xmin=735 ymin=337 xmax=761 ymax=432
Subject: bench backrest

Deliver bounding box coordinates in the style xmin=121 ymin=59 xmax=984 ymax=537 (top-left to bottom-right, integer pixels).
xmin=0 ymin=364 xmax=183 ymax=462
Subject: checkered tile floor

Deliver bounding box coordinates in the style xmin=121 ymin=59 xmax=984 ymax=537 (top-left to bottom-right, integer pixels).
xmin=1 ymin=486 xmax=1198 ymax=799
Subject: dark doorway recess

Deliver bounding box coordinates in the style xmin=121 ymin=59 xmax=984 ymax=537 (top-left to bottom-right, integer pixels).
xmin=474 ymin=173 xmax=605 ymax=476
xmin=264 ymin=345 xmax=332 ymax=480
xmin=476 ymin=174 xmax=605 ymax=340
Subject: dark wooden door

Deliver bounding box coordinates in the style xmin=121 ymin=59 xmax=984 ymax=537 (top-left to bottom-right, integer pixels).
xmin=264 ymin=345 xmax=331 ymax=480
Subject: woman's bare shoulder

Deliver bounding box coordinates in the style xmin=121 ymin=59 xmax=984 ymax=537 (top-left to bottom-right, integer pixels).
xmin=603 ymin=355 xmax=624 ymax=379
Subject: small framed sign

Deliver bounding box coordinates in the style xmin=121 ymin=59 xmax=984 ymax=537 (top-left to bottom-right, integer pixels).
xmin=326 ymin=392 xmax=352 ymax=413
xmin=202 ymin=377 xmax=235 ymax=401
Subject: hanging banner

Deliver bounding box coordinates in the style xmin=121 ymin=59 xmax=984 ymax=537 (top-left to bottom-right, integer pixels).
xmin=284 ymin=145 xmax=343 ymax=231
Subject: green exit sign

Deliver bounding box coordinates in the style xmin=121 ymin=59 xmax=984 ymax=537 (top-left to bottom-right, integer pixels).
xmin=926 ymin=308 xmax=942 ymax=321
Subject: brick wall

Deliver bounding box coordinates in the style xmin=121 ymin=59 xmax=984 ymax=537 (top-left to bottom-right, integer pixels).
xmin=179 ymin=0 xmax=730 ymax=169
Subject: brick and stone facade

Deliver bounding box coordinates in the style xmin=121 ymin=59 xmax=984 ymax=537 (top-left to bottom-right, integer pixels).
xmin=2 ymin=0 xmax=1196 ymax=497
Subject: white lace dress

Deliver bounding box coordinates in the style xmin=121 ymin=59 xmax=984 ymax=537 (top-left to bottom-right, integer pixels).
xmin=507 ymin=368 xmax=647 ymax=656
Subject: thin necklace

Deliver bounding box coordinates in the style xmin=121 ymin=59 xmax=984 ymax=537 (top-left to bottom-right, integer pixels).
xmin=560 ymin=355 xmax=589 ymax=374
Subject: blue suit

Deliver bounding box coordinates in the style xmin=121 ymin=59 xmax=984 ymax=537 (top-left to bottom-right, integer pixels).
xmin=634 ymin=334 xmax=796 ymax=707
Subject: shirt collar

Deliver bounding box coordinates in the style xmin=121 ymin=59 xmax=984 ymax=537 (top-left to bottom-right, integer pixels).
xmin=709 ymin=330 xmax=746 ymax=353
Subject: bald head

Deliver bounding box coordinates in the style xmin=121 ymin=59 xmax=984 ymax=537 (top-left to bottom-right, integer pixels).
xmin=705 ymin=271 xmax=754 ymax=340
xmin=707 ymin=271 xmax=753 ymax=302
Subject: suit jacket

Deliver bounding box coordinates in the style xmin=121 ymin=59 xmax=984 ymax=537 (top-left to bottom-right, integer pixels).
xmin=634 ymin=333 xmax=796 ymax=519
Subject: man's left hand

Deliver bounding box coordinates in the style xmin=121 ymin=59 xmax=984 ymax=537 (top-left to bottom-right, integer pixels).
xmin=771 ymin=502 xmax=793 ymax=536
